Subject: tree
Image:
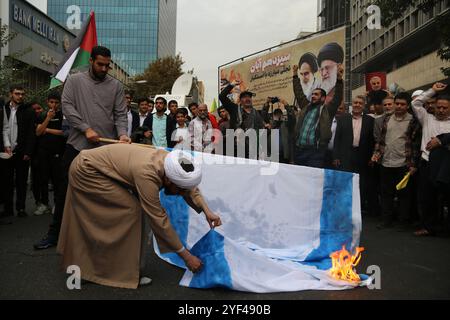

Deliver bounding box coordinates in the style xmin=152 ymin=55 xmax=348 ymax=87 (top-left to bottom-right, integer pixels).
xmin=372 ymin=0 xmax=450 ymax=76
xmin=131 ymin=54 xmax=185 ymax=98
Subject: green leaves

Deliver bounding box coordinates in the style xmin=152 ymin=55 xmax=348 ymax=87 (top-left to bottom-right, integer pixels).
xmin=131 ymin=54 xmax=185 ymax=97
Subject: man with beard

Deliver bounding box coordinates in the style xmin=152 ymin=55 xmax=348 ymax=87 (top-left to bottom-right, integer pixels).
xmin=2 ymin=86 xmax=36 ymax=218
xmin=34 ymin=46 xmax=130 ymax=250
xmin=372 ymin=92 xmax=421 ymax=230
xmin=189 ymin=104 xmax=214 ymax=153
xmin=425 ymin=97 xmax=437 ymax=115
xmin=292 ymin=66 xmax=344 ymax=168
xmin=219 ymin=81 xmax=268 ymax=159
xmin=366 ymin=76 xmax=388 ymax=111
xmin=411 ymin=83 xmax=450 ymax=236
xmin=317 ymin=42 xmax=344 ymax=105
xmin=57 ymin=145 xmax=222 ymax=288
xmin=294 ymin=52 xmax=320 ymax=102
xmin=143 ymin=97 xmax=176 ymax=148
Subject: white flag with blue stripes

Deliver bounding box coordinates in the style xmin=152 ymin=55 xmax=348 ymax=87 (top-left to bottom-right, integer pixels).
xmin=154 ymin=153 xmax=371 ymax=293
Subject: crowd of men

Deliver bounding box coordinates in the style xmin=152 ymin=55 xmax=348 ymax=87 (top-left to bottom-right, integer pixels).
xmin=0 ymin=45 xmax=449 ymax=246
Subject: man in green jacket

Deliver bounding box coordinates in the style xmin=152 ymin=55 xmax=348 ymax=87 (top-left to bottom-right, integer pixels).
xmin=292 ymin=64 xmax=344 ymax=168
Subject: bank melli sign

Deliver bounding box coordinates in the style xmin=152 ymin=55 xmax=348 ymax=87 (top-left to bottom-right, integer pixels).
xmin=12 ymin=4 xmax=59 ymax=44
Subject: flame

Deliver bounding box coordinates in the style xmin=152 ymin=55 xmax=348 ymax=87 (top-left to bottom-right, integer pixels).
xmin=329 ymin=245 xmax=365 ymax=283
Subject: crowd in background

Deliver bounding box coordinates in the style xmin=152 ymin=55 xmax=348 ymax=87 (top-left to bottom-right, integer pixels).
xmin=0 ymin=46 xmax=449 ymax=246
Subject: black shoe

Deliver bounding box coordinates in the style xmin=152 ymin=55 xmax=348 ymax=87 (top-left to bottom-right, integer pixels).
xmin=0 ymin=220 xmax=12 ymax=225
xmin=33 ymin=236 xmax=57 ymax=250
xmin=17 ymin=210 xmax=27 ymax=218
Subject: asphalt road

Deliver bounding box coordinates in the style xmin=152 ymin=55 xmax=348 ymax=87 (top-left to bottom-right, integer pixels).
xmin=1 ymin=193 xmax=450 ymax=300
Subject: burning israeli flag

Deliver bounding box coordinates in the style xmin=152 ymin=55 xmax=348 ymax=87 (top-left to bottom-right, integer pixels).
xmin=154 ymin=152 xmax=372 ymax=293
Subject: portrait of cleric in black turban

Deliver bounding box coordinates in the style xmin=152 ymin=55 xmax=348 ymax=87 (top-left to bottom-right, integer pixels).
xmin=298 ymin=52 xmax=320 ymax=101
xmin=294 ymin=42 xmax=344 ymax=103
xmin=317 ymin=42 xmax=344 ymax=101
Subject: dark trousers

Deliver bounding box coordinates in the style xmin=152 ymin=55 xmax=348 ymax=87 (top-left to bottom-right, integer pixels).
xmin=0 ymin=160 xmax=5 ymax=206
xmin=324 ymin=149 xmax=334 ymax=169
xmin=380 ymin=166 xmax=412 ymax=224
xmin=294 ymin=146 xmax=326 ymax=169
xmin=30 ymin=156 xmax=42 ymax=205
xmin=359 ymin=167 xmax=381 ymax=216
xmin=2 ymin=153 xmax=30 ymax=212
xmin=47 ymin=145 xmax=79 ymax=242
xmin=38 ymin=148 xmax=63 ymax=206
xmin=368 ymin=164 xmax=382 ymax=216
xmin=418 ymin=160 xmax=439 ymax=232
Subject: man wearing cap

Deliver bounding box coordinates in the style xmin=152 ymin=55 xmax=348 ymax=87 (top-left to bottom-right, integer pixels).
xmin=317 ymin=42 xmax=344 ymax=104
xmin=295 ymin=52 xmax=320 ymax=102
xmin=57 ymin=143 xmax=222 ymax=289
xmin=219 ymin=81 xmax=268 ymax=157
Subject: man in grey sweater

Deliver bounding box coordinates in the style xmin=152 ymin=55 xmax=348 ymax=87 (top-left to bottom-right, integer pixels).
xmin=34 ymin=46 xmax=131 ymax=250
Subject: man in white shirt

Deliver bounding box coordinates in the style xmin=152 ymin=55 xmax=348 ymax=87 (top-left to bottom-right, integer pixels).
xmin=2 ymin=85 xmax=36 ymax=217
xmin=172 ymin=109 xmax=190 ymax=150
xmin=189 ymin=104 xmax=213 ymax=153
xmin=411 ymin=82 xmax=450 ymax=236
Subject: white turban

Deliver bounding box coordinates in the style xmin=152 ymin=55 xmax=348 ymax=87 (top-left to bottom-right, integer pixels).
xmin=164 ymin=150 xmax=202 ymax=190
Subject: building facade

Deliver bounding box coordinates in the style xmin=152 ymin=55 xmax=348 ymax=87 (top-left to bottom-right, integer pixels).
xmin=1 ymin=0 xmax=76 ymax=91
xmin=350 ymin=0 xmax=450 ymax=96
xmin=47 ymin=0 xmax=177 ymax=76
xmin=317 ymin=0 xmax=349 ymax=31
xmin=158 ymin=0 xmax=177 ymax=60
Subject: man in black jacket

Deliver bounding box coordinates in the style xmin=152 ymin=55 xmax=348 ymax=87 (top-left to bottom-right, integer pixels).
xmin=143 ymin=97 xmax=176 ymax=148
xmin=333 ymin=95 xmax=375 ymax=214
xmin=219 ymin=81 xmax=268 ymax=158
xmin=125 ymin=91 xmax=140 ymax=138
xmin=2 ymin=85 xmax=36 ymax=217
xmin=0 ymin=96 xmax=13 ymax=224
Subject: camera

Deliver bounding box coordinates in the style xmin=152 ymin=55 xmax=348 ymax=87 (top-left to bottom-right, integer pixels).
xmin=269 ymin=97 xmax=280 ymax=104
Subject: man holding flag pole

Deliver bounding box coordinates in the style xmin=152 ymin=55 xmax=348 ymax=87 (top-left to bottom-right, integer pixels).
xmin=34 ymin=12 xmax=131 ymax=250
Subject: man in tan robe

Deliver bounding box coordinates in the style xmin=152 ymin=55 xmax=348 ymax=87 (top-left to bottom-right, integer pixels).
xmin=57 ymin=143 xmax=222 ymax=289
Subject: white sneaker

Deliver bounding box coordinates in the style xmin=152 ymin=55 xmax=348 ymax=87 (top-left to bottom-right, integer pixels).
xmin=139 ymin=277 xmax=152 ymax=286
xmin=42 ymin=205 xmax=51 ymax=215
xmin=33 ymin=204 xmax=46 ymax=216
xmin=34 ymin=204 xmax=50 ymax=216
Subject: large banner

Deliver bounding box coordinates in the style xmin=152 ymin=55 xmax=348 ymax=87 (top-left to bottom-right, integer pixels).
xmin=219 ymin=27 xmax=346 ymax=109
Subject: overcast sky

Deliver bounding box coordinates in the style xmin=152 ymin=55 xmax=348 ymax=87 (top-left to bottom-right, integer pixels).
xmin=176 ymin=0 xmax=318 ymax=104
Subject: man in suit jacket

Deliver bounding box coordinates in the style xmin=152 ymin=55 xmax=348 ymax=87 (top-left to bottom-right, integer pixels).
xmin=2 ymin=86 xmax=36 ymax=217
xmin=333 ymin=95 xmax=375 ymax=214
xmin=125 ymin=91 xmax=140 ymax=137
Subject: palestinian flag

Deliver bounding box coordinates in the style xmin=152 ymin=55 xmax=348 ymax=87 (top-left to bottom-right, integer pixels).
xmin=50 ymin=11 xmax=98 ymax=89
